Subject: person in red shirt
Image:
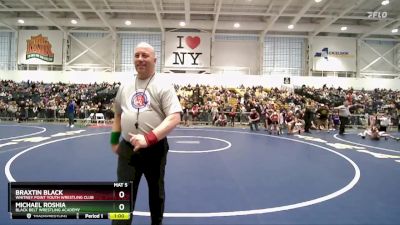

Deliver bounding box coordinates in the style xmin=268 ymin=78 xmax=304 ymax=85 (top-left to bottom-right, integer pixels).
xmin=191 ymin=103 xmax=199 ymax=122
xmin=217 ymin=112 xmax=228 ymax=127
xmin=228 ymin=106 xmax=237 ymax=127
xmin=269 ymin=110 xmax=280 ymax=135
xmin=248 ymin=108 xmax=260 ymax=131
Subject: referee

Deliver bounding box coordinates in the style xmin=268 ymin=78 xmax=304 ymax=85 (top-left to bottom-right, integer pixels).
xmin=110 ymin=42 xmax=182 ymax=225
xmin=334 ymin=100 xmax=353 ymax=135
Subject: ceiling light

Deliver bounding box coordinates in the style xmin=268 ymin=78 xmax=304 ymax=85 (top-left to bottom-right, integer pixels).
xmin=381 ymin=0 xmax=389 ymax=5
xmin=340 ymin=26 xmax=347 ymax=31
xmin=17 ymin=19 xmax=24 ymax=24
xmin=125 ymin=20 xmax=131 ymax=26
xmin=288 ymin=24 xmax=294 ymax=29
xmin=392 ymin=28 xmax=398 ymax=33
xmin=70 ymin=19 xmax=78 ymax=24
xmin=234 ymin=22 xmax=240 ymax=28
xmin=179 ymin=21 xmax=186 ymax=27
xmin=314 ymin=0 xmax=322 ymax=3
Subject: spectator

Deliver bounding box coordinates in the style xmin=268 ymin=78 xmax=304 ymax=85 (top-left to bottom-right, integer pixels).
xmin=228 ymin=106 xmax=237 ymax=127
xmin=217 ymin=112 xmax=227 ymax=127
xmin=66 ymin=99 xmax=77 ymax=128
xmin=248 ymin=108 xmax=260 ymax=131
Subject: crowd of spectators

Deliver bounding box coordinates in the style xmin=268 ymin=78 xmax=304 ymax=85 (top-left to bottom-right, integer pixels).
xmin=0 ymin=80 xmax=399 ymax=131
xmin=176 ymin=84 xmax=400 ymax=131
xmin=295 ymin=84 xmax=400 ymax=114
xmin=0 ymin=80 xmax=117 ymax=122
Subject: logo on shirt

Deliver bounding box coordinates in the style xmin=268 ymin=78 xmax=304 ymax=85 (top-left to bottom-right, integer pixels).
xmin=128 ymin=89 xmax=151 ymax=112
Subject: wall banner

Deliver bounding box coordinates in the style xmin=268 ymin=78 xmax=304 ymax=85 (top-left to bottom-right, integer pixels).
xmin=312 ymin=37 xmax=356 ymax=72
xmin=164 ymin=32 xmax=211 ymax=69
xmin=18 ymin=30 xmax=63 ymax=65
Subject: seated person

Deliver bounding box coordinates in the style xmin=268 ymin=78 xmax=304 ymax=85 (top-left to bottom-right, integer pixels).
xmin=285 ymin=111 xmax=296 ymax=134
xmin=377 ymin=114 xmax=390 ymax=132
xmin=269 ymin=110 xmax=280 ymax=134
xmin=358 ymin=125 xmax=399 ymax=141
xmin=191 ymin=104 xmax=200 ymax=121
xmin=216 ymin=112 xmax=227 ymax=127
xmin=248 ymin=108 xmax=260 ymax=131
xmin=293 ymin=112 xmax=305 ymax=134
xmin=359 ymin=126 xmax=381 ymax=140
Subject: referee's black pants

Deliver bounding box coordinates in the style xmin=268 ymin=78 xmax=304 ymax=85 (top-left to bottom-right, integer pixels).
xmin=339 ymin=116 xmax=349 ymax=135
xmin=112 ymin=138 xmax=169 ymax=225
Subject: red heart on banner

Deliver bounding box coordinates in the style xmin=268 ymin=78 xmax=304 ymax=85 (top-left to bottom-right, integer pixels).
xmin=185 ymin=36 xmax=200 ymax=49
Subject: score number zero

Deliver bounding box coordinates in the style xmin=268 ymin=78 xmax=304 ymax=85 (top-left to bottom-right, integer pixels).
xmin=114 ymin=183 xmax=129 ymax=211
xmin=118 ymin=191 xmax=125 ymax=210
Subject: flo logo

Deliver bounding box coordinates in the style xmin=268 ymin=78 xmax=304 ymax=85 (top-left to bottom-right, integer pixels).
xmin=26 ymin=34 xmax=54 ymax=62
xmin=367 ymin=11 xmax=387 ymax=19
xmin=314 ymin=47 xmax=350 ymax=60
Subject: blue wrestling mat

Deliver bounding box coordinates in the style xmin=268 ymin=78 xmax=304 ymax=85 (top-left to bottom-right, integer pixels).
xmin=1 ymin=123 xmax=400 ymax=225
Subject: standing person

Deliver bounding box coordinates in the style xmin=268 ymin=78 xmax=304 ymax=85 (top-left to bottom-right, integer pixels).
xmin=316 ymin=104 xmax=329 ymax=131
xmin=304 ymin=101 xmax=315 ymax=133
xmin=110 ymin=42 xmax=182 ymax=225
xmin=398 ymin=111 xmax=400 ymax=132
xmin=228 ymin=106 xmax=237 ymax=127
xmin=334 ymin=100 xmax=356 ymax=135
xmin=210 ymin=101 xmax=219 ymax=125
xmin=182 ymin=105 xmax=190 ymax=127
xmin=332 ymin=111 xmax=340 ymax=130
xmin=377 ymin=113 xmax=390 ymax=132
xmin=66 ymin=99 xmax=76 ymax=128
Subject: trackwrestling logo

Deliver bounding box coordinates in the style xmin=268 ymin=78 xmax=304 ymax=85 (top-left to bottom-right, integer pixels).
xmin=314 ymin=47 xmax=351 ymax=60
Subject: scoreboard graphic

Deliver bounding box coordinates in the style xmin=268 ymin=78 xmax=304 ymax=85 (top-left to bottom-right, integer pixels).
xmin=8 ymin=182 xmax=133 ymax=220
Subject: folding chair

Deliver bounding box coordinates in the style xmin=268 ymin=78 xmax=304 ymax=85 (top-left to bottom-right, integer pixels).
xmin=84 ymin=113 xmax=94 ymax=126
xmin=95 ymin=113 xmax=106 ymax=125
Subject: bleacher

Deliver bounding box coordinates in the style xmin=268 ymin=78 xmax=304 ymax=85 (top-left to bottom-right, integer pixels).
xmin=1 ymin=80 xmax=399 ymax=131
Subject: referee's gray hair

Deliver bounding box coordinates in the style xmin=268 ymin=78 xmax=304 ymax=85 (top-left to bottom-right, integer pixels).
xmin=135 ymin=42 xmax=155 ymax=53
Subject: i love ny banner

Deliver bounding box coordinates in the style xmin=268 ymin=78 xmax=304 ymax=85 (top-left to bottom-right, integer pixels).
xmin=164 ymin=32 xmax=211 ymax=68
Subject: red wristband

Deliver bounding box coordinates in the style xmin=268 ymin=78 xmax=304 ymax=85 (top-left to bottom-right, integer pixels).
xmin=144 ymin=130 xmax=158 ymax=146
